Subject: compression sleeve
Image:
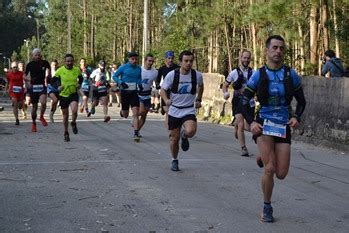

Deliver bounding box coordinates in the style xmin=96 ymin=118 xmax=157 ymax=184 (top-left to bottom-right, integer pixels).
xmin=240 ymin=86 xmax=256 ymax=125
xmin=293 ymin=86 xmax=306 ymax=122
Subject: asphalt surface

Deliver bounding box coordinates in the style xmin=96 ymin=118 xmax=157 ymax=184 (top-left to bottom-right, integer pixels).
xmin=0 ymin=98 xmax=348 ymax=233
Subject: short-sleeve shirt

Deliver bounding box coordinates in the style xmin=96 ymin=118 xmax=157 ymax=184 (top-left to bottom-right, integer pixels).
xmin=6 ymin=71 xmax=24 ymax=94
xmin=140 ymin=67 xmax=158 ymax=96
xmin=25 ymin=60 xmax=50 ymax=85
xmin=161 ymin=69 xmax=203 ymax=118
xmin=247 ymin=65 xmax=302 ymax=124
xmin=226 ymin=67 xmax=254 ymax=96
xmin=90 ymin=68 xmax=107 ymax=86
xmin=55 ymin=66 xmax=82 ymax=97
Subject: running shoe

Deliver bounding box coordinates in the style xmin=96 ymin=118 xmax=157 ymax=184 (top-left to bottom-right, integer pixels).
xmin=71 ymin=122 xmax=78 ymax=134
xmin=256 ymin=156 xmax=264 ymax=168
xmin=64 ymin=132 xmax=70 ymax=142
xmin=87 ymin=111 xmax=92 ymax=117
xmin=171 ymin=160 xmax=179 ymax=171
xmin=134 ymin=134 xmax=141 ymax=142
xmin=22 ymin=110 xmax=27 ymax=119
xmin=15 ymin=119 xmax=19 ymax=125
xmin=39 ymin=116 xmax=48 ymax=127
xmin=104 ymin=116 xmax=111 ymax=122
xmin=49 ymin=112 xmax=54 ymax=123
xmin=108 ymin=103 xmax=112 ymax=107
xmin=260 ymin=205 xmax=274 ymax=223
xmin=120 ymin=110 xmax=124 ymax=118
xmin=241 ymin=146 xmax=249 ymax=157
xmin=180 ymin=131 xmax=189 ymax=151
xmin=31 ymin=123 xmax=37 ymax=132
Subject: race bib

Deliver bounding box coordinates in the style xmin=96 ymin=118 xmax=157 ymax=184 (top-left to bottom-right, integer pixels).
xmin=263 ymin=119 xmax=287 ymax=138
xmin=81 ymin=83 xmax=89 ymax=92
xmin=97 ymin=85 xmax=107 ymax=93
xmin=12 ymin=86 xmax=22 ymax=93
xmin=33 ymin=84 xmax=44 ymax=93
xmin=125 ymin=82 xmax=137 ymax=90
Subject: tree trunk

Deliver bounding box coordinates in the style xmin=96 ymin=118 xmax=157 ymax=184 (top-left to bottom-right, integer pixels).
xmin=321 ymin=0 xmax=329 ymax=51
xmin=83 ymin=0 xmax=88 ymax=57
xmin=298 ymin=22 xmax=305 ymax=75
xmin=90 ymin=13 xmax=95 ymax=60
xmin=224 ymin=21 xmax=232 ymax=70
xmin=251 ymin=23 xmax=257 ymax=70
xmin=67 ymin=0 xmax=72 ymax=53
xmin=310 ymin=1 xmax=318 ymax=66
xmin=332 ymin=0 xmax=340 ymax=57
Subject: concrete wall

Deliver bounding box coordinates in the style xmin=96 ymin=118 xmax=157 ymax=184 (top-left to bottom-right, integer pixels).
xmin=200 ymin=73 xmax=349 ymax=151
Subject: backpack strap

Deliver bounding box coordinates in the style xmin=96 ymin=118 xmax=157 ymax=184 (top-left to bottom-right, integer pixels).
xmin=233 ymin=67 xmax=245 ymax=90
xmin=171 ymin=68 xmax=180 ymax=94
xmin=256 ymin=66 xmax=269 ymax=106
xmin=247 ymin=67 xmax=253 ymax=79
xmin=171 ymin=68 xmax=197 ymax=94
xmin=284 ymin=65 xmax=294 ymax=105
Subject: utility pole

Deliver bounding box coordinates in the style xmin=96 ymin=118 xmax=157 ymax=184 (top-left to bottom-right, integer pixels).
xmin=67 ymin=0 xmax=72 ymax=53
xmin=142 ymin=0 xmax=149 ymax=66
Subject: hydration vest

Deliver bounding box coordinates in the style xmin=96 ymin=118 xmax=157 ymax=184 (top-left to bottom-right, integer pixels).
xmin=256 ymin=66 xmax=294 ymax=106
xmin=171 ymin=68 xmax=197 ymax=94
xmin=232 ymin=66 xmax=253 ymax=90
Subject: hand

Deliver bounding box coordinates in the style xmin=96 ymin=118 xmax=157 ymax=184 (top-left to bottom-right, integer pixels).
xmin=288 ymin=117 xmax=299 ymax=128
xmin=223 ymin=92 xmax=230 ymax=100
xmin=250 ymin=121 xmax=263 ymax=136
xmin=195 ymin=100 xmax=202 ymax=109
xmin=58 ymin=85 xmax=64 ymax=92
xmin=120 ymin=82 xmax=129 ymax=89
xmin=165 ymin=99 xmax=172 ymax=106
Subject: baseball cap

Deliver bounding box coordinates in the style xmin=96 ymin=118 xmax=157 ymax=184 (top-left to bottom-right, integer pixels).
xmin=128 ymin=52 xmax=139 ymax=58
xmin=165 ymin=51 xmax=174 ymax=58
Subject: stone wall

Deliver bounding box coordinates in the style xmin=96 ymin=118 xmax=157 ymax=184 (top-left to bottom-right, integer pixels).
xmin=199 ymin=73 xmax=349 ymax=151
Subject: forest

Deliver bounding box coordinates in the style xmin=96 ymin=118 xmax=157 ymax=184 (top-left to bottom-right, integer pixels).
xmin=1 ymin=0 xmax=349 ymax=76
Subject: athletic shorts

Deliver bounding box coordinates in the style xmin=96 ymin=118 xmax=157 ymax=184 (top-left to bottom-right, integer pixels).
xmin=93 ymin=89 xmax=107 ymax=99
xmin=9 ymin=92 xmax=24 ymax=101
xmin=139 ymin=97 xmax=151 ymax=109
xmin=60 ymin=92 xmax=79 ymax=109
xmin=48 ymin=91 xmax=59 ymax=99
xmin=30 ymin=87 xmax=47 ymax=104
xmin=80 ymin=88 xmax=90 ymax=97
xmin=168 ymin=114 xmax=197 ymax=130
xmin=252 ymin=116 xmax=291 ymax=144
xmin=121 ymin=90 xmax=139 ymax=110
xmin=232 ymin=95 xmax=255 ymax=116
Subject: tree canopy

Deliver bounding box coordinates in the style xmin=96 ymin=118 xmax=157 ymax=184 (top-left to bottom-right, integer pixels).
xmin=1 ymin=0 xmax=349 ymax=76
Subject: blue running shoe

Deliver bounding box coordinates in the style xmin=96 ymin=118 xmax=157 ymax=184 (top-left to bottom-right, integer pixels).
xmin=171 ymin=160 xmax=179 ymax=171
xmin=260 ymin=205 xmax=274 ymax=223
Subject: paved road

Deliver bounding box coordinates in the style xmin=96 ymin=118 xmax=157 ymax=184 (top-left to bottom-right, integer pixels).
xmin=0 ymin=99 xmax=348 ymax=233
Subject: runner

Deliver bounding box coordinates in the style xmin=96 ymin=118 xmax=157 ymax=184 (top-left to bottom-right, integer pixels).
xmin=112 ymin=52 xmax=142 ymax=142
xmin=107 ymin=63 xmax=121 ymax=108
xmin=6 ymin=61 xmax=25 ymax=125
xmin=155 ymin=51 xmax=180 ymax=116
xmin=160 ymin=50 xmax=204 ymax=171
xmin=18 ymin=61 xmax=28 ymax=119
xmin=222 ymin=50 xmax=254 ymax=156
xmin=88 ymin=60 xmax=111 ymax=122
xmin=138 ymin=53 xmax=158 ymax=136
xmin=47 ymin=60 xmax=60 ymax=122
xmin=24 ymin=48 xmax=50 ymax=132
xmin=241 ymin=35 xmax=306 ymax=222
xmin=52 ymin=54 xmax=83 ymax=142
xmin=79 ymin=58 xmax=93 ymax=116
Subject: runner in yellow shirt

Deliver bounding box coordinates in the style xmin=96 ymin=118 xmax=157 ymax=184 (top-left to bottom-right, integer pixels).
xmin=51 ymin=54 xmax=83 ymax=142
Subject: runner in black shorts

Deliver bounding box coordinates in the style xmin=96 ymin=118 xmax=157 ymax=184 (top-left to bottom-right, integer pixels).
xmin=24 ymin=48 xmax=50 ymax=132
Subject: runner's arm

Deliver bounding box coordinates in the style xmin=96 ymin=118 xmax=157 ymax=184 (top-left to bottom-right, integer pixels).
xmin=240 ymin=86 xmax=256 ymax=125
xmin=292 ymin=86 xmax=306 ymax=122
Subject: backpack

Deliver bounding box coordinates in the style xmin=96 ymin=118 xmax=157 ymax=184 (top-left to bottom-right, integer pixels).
xmin=330 ymin=60 xmax=349 ymax=77
xmin=257 ymin=66 xmax=294 ymax=106
xmin=171 ymin=68 xmax=197 ymax=94
xmin=232 ymin=67 xmax=253 ymax=90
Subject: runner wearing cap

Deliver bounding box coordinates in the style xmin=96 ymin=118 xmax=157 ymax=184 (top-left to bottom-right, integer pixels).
xmin=88 ymin=60 xmax=111 ymax=122
xmin=112 ymin=52 xmax=142 ymax=141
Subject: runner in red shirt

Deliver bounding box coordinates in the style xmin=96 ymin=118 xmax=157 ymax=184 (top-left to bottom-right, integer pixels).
xmin=6 ymin=61 xmax=25 ymax=125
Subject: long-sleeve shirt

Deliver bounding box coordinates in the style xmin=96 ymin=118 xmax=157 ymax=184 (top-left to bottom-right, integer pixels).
xmin=112 ymin=62 xmax=141 ymax=90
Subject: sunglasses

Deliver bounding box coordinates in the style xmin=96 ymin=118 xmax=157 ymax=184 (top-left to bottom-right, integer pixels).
xmin=12 ymin=66 xmax=18 ymax=69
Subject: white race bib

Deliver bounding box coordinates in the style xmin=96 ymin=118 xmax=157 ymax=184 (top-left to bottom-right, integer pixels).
xmin=12 ymin=86 xmax=22 ymax=93
xmin=125 ymin=82 xmax=137 ymax=90
xmin=263 ymin=119 xmax=287 ymax=138
xmin=33 ymin=84 xmax=44 ymax=93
